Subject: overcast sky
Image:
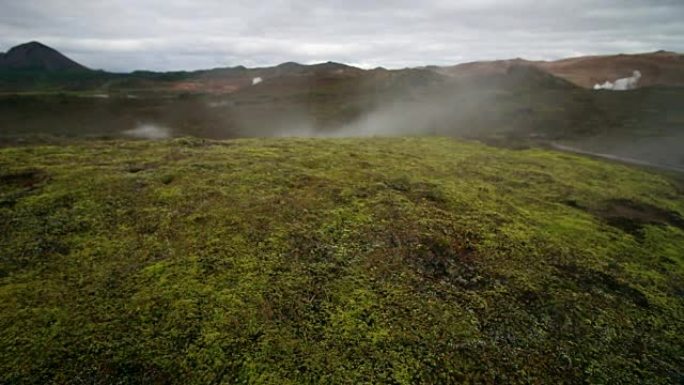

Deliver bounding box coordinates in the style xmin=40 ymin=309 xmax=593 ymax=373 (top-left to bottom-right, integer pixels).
xmin=1 ymin=0 xmax=682 ymax=72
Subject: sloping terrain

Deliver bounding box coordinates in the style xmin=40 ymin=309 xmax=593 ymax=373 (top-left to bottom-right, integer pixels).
xmin=1 ymin=138 xmax=682 ymax=384
xmin=536 ymin=51 xmax=684 ymax=88
xmin=438 ymin=51 xmax=684 ymax=88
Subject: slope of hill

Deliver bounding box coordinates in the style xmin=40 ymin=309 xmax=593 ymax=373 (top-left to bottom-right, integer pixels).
xmin=536 ymin=50 xmax=684 ymax=88
xmin=436 ymin=58 xmax=534 ymax=78
xmin=0 ymin=137 xmax=682 ymax=383
xmin=438 ymin=51 xmax=684 ymax=89
xmin=444 ymin=62 xmax=577 ymax=90
xmin=165 ymin=61 xmax=371 ymax=95
xmin=0 ymin=41 xmax=89 ymax=72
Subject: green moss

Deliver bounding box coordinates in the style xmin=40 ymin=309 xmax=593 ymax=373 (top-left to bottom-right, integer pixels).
xmin=0 ymin=137 xmax=682 ymax=384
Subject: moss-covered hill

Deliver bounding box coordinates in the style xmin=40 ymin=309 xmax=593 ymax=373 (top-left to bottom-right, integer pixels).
xmin=1 ymin=138 xmax=683 ymax=384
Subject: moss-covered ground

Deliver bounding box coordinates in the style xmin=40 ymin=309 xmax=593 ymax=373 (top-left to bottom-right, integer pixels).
xmin=1 ymin=137 xmax=683 ymax=384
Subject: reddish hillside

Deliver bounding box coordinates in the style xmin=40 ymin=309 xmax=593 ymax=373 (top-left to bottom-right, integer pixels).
xmin=435 ymin=58 xmax=534 ymax=78
xmin=166 ymin=62 xmax=369 ymax=95
xmin=536 ymin=51 xmax=684 ymax=88
xmin=438 ymin=51 xmax=684 ymax=89
xmin=434 ymin=60 xmax=576 ymax=89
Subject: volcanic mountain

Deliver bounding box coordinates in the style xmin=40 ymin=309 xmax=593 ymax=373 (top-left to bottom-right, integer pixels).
xmin=0 ymin=41 xmax=89 ymax=72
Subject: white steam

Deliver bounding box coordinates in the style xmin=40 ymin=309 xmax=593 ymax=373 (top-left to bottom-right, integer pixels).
xmin=593 ymin=70 xmax=641 ymax=91
xmin=252 ymin=77 xmax=263 ymax=86
xmin=123 ymin=123 xmax=171 ymax=139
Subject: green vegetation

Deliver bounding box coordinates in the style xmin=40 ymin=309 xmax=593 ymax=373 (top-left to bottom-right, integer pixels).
xmin=1 ymin=137 xmax=682 ymax=384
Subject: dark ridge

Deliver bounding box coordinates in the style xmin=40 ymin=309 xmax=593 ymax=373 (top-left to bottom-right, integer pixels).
xmin=0 ymin=41 xmax=89 ymax=72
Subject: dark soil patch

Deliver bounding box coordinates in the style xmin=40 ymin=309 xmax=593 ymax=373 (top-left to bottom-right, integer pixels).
xmin=409 ymin=235 xmax=495 ymax=290
xmin=0 ymin=168 xmax=50 ymax=207
xmin=588 ymin=198 xmax=684 ymax=235
xmin=125 ymin=163 xmax=158 ymax=173
xmin=386 ymin=177 xmax=448 ymax=204
xmin=554 ymin=263 xmax=650 ymax=308
xmin=0 ymin=168 xmax=49 ymax=188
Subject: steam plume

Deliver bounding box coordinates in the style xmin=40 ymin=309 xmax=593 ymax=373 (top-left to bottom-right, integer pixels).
xmin=594 ymin=70 xmax=642 ymax=91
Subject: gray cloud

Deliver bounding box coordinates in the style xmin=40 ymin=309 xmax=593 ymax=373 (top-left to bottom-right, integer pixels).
xmin=0 ymin=0 xmax=682 ymax=71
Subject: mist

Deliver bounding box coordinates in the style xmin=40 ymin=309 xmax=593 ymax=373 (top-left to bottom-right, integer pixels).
xmin=324 ymin=88 xmax=497 ymax=138
xmin=594 ymin=70 xmax=642 ymax=91
xmin=1 ymin=63 xmax=682 ymax=173
xmin=123 ymin=123 xmax=172 ymax=139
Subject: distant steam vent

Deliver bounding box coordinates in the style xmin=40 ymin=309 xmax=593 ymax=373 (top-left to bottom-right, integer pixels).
xmin=123 ymin=123 xmax=171 ymax=139
xmin=252 ymin=77 xmax=263 ymax=85
xmin=593 ymin=70 xmax=642 ymax=91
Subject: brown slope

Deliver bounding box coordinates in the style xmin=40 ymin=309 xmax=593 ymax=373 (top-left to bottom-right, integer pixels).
xmin=438 ymin=51 xmax=684 ymax=89
xmin=536 ymin=51 xmax=684 ymax=88
xmin=435 ymin=58 xmax=535 ymax=78
xmin=435 ymin=60 xmax=576 ymax=90
xmin=164 ymin=62 xmax=369 ymax=94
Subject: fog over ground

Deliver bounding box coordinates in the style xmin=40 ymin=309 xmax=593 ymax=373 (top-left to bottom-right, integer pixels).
xmin=123 ymin=123 xmax=172 ymax=140
xmin=1 ymin=0 xmax=683 ymax=71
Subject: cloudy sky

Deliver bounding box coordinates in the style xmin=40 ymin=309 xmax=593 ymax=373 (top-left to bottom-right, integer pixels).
xmin=1 ymin=0 xmax=682 ymax=72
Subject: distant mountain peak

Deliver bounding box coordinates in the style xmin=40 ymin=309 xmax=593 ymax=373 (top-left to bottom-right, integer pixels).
xmin=276 ymin=61 xmax=303 ymax=68
xmin=13 ymin=41 xmax=49 ymax=49
xmin=0 ymin=41 xmax=89 ymax=72
xmin=651 ymin=49 xmax=680 ymax=57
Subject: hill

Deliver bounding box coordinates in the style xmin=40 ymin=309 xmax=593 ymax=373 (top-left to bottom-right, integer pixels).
xmin=0 ymin=41 xmax=89 ymax=72
xmin=1 ymin=137 xmax=682 ymax=384
xmin=437 ymin=51 xmax=684 ymax=89
xmin=536 ymin=50 xmax=684 ymax=88
xmin=1 ymin=42 xmax=682 ymax=93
